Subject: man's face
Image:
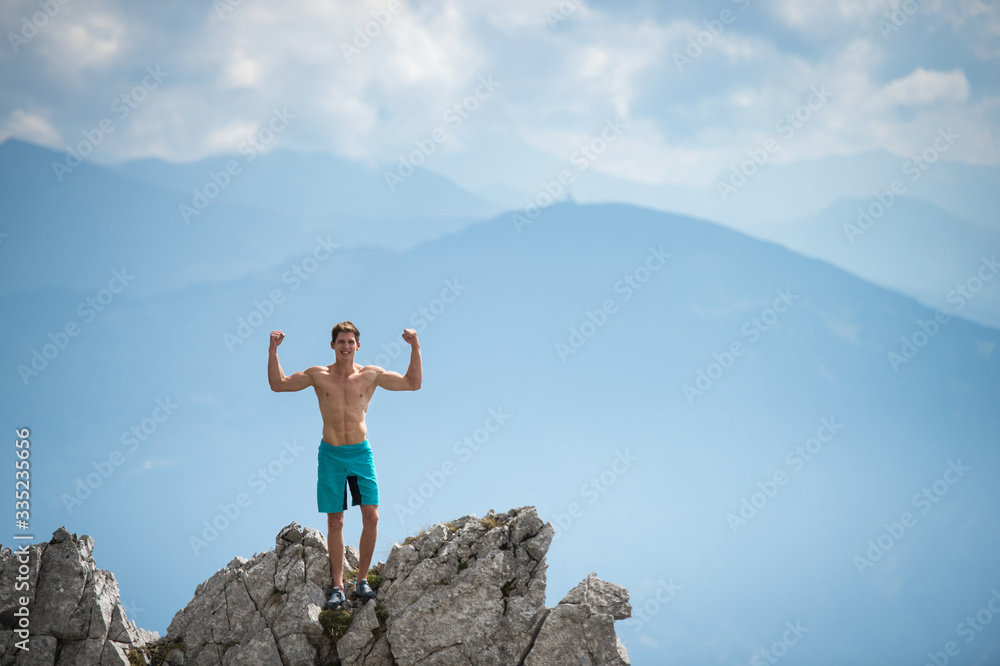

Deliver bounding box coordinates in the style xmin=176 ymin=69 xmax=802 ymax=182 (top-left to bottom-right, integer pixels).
xmin=332 ymin=332 xmax=358 ymax=360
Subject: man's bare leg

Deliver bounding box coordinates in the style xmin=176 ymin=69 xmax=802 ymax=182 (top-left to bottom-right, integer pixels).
xmin=327 ymin=511 xmax=345 ymax=589
xmin=357 ymin=505 xmax=379 ymax=581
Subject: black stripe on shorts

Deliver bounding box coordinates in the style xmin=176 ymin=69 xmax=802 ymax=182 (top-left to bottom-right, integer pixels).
xmin=344 ymin=475 xmax=362 ymax=510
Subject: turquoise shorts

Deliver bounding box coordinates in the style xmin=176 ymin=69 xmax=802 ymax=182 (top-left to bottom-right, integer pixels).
xmin=317 ymin=438 xmax=379 ymax=513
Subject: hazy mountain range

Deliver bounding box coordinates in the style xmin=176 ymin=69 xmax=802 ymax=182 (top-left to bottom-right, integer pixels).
xmin=2 ymin=138 xmax=998 ymax=665
xmin=4 ymin=137 xmax=997 ymax=330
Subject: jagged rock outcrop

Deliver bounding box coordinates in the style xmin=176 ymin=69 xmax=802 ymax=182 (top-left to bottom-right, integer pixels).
xmin=523 ymin=573 xmax=631 ymax=666
xmin=0 ymin=527 xmax=159 ymax=665
xmin=161 ymin=522 xmax=360 ymax=665
xmin=0 ymin=507 xmax=630 ymax=665
xmin=334 ymin=507 xmax=630 ymax=666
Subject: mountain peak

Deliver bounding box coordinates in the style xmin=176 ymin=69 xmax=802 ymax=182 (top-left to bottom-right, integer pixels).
xmin=0 ymin=507 xmax=631 ymax=665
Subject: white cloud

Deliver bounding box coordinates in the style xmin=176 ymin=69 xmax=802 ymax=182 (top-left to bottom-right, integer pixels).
xmin=768 ymin=0 xmax=887 ymax=30
xmin=150 ymin=0 xmax=488 ymax=161
xmin=203 ymin=119 xmax=261 ymax=154
xmin=881 ymin=67 xmax=970 ymax=107
xmin=221 ymin=50 xmax=262 ymax=89
xmin=37 ymin=9 xmax=127 ymax=75
xmin=0 ymin=109 xmax=61 ymax=147
xmin=485 ymin=0 xmax=594 ymax=32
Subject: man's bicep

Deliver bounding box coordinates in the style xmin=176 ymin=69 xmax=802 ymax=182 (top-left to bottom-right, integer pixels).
xmin=278 ymin=368 xmax=315 ymax=391
xmin=373 ymin=367 xmax=411 ymax=391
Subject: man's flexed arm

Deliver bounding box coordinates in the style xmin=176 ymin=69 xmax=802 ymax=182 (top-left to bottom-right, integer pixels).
xmin=374 ymin=329 xmax=422 ymax=391
xmin=268 ymin=330 xmax=314 ymax=392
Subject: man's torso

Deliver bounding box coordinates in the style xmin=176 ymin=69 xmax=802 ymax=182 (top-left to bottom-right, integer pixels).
xmin=308 ymin=364 xmax=378 ymax=446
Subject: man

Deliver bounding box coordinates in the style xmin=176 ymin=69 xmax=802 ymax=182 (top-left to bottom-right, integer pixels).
xmin=268 ymin=321 xmax=422 ymax=610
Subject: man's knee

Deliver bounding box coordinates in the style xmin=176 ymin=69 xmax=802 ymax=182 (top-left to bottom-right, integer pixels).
xmin=328 ymin=512 xmax=345 ymax=531
xmin=361 ymin=506 xmax=379 ymax=526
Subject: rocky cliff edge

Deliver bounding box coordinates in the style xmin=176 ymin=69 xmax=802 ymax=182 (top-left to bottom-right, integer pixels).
xmin=1 ymin=506 xmax=630 ymax=665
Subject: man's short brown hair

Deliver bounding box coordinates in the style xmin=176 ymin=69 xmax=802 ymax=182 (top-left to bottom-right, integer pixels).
xmin=331 ymin=321 xmax=360 ymax=345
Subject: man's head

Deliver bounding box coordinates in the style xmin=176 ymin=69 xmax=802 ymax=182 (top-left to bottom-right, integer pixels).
xmin=331 ymin=321 xmax=360 ymax=359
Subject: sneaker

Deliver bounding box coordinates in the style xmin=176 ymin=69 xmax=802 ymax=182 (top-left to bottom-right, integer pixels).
xmin=325 ymin=587 xmax=346 ymax=611
xmin=356 ymin=579 xmax=376 ymax=600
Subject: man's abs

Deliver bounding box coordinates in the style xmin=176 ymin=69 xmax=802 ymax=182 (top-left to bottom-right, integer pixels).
xmin=320 ymin=427 xmax=368 ymax=447
xmin=312 ymin=365 xmax=377 ymax=446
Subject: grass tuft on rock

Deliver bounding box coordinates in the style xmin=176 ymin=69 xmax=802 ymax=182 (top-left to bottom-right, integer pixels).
xmin=372 ymin=603 xmax=390 ymax=641
xmin=480 ymin=515 xmax=500 ymax=531
xmin=127 ymin=638 xmax=185 ymax=666
xmin=401 ymin=531 xmax=424 ymax=547
xmin=319 ymin=609 xmax=354 ymax=643
xmin=344 ymin=566 xmax=382 ymax=593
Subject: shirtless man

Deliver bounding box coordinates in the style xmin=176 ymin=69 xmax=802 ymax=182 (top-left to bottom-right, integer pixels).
xmin=268 ymin=321 xmax=422 ymax=610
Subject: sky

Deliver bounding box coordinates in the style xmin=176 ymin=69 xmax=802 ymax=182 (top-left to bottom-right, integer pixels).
xmin=1 ymin=0 xmax=997 ymax=191
xmin=2 ymin=1 xmax=1000 ymax=664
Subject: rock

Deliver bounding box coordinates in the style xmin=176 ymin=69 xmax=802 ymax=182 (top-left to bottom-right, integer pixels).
xmin=0 ymin=527 xmax=159 ymax=666
xmin=162 ymin=521 xmax=343 ymax=666
xmin=336 ymin=598 xmax=381 ymax=664
xmin=0 ymin=508 xmax=631 ymax=665
xmin=524 ymin=573 xmax=632 ymax=666
xmin=370 ymin=508 xmax=552 ymax=666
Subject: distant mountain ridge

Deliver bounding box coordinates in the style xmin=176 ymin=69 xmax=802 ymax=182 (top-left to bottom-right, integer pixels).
xmin=4 ymin=137 xmax=996 ymax=327
xmin=0 ymin=138 xmax=497 ymax=299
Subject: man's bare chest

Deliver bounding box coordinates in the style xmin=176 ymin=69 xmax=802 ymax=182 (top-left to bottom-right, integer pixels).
xmin=313 ymin=371 xmax=374 ymax=404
